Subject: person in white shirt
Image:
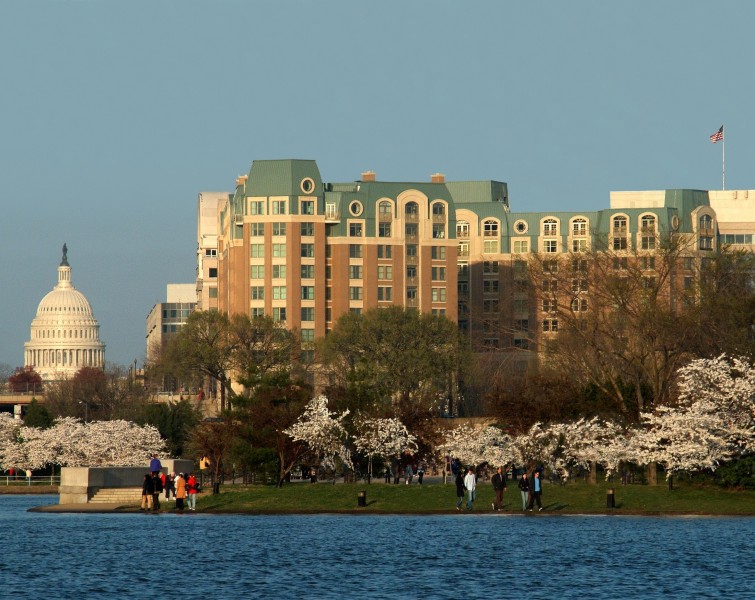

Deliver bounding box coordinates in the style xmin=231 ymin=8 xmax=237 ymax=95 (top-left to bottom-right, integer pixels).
xmin=463 ymin=467 xmax=477 ymax=511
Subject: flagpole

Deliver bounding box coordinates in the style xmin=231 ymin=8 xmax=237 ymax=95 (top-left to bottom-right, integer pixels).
xmin=722 ymin=125 xmax=725 ymax=190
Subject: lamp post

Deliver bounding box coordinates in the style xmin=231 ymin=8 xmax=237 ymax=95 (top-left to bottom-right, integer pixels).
xmin=78 ymin=400 xmax=88 ymax=423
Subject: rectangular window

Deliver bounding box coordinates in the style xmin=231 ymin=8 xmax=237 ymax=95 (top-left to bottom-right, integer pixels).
xmin=325 ymin=245 xmax=332 ymax=258
xmin=325 ymin=286 xmax=332 ymax=301
xmin=272 ymin=200 xmax=286 ymax=215
xmin=432 ymin=246 xmax=446 ymax=260
xmin=458 ymin=242 xmax=470 ymax=257
xmin=325 ymin=307 xmax=332 ymax=322
xmin=432 ymin=224 xmax=445 ymax=239
xmin=350 ymin=308 xmax=362 ymax=315
xmin=544 ymin=240 xmax=558 ymax=253
xmin=272 ymin=307 xmax=286 ymax=322
xmin=300 ymin=265 xmax=315 ymax=279
xmin=205 ymin=248 xmax=217 ymax=257
xmin=301 ymin=286 xmax=315 ymax=300
xmin=542 ymin=299 xmax=557 ymax=312
xmin=406 ymin=287 xmax=417 ymax=300
xmin=514 ymin=319 xmax=529 ymax=332
xmin=272 ymin=222 xmax=286 ymax=236
xmin=272 ymin=265 xmax=286 ymax=279
xmin=325 ymin=265 xmax=332 ymax=279
xmin=514 ymin=299 xmax=528 ymax=313
xmin=542 ymin=279 xmax=558 ymax=292
xmin=301 ymin=307 xmax=315 ymax=321
xmin=542 ymin=319 xmax=558 ymax=332
xmin=349 ymin=265 xmax=363 ymax=279
xmin=683 ymin=257 xmax=695 ymax=270
xmin=483 ymin=240 xmax=499 ymax=254
xmin=377 ymin=265 xmax=393 ymax=280
xmin=300 ymin=329 xmax=315 ymax=342
xmin=684 ymin=276 xmax=695 ymax=290
xmin=250 ymin=265 xmax=264 ymax=279
xmin=349 ymin=286 xmax=363 ymax=300
xmin=458 ymin=263 xmax=469 ymax=278
xmin=641 ymin=236 xmax=656 ymax=250
xmin=613 ymin=257 xmax=628 ymax=270
xmin=405 ymin=223 xmax=418 ymax=238
xmin=249 ymin=201 xmax=264 ymax=215
xmin=273 ymin=286 xmax=287 ymax=300
xmin=300 ymin=222 xmax=314 ymax=237
xmin=513 ymin=240 xmax=529 ymax=254
xmin=250 ymin=223 xmax=265 ymax=236
xmin=572 ymin=259 xmax=588 ymax=273
xmin=208 ymin=287 xmax=217 ymax=299
xmin=572 ymin=239 xmax=587 ymax=252
xmin=431 ymin=287 xmax=447 ymax=302
xmin=543 ymin=260 xmax=558 ymax=273
xmin=350 ymin=222 xmax=363 ymax=237
xmin=301 ymin=200 xmax=314 ymax=215
xmin=483 ymin=280 xmax=499 ymax=294
xmin=483 ymin=261 xmax=499 ymax=274
xmin=378 ymin=286 xmax=392 ymax=301
xmin=406 ymin=265 xmax=417 ymax=278
xmin=378 ymin=223 xmax=391 ymax=238
xmin=250 ymin=286 xmax=265 ymax=300
xmin=208 ymin=267 xmax=217 ymax=278
xmin=349 ymin=244 xmax=362 ymax=258
xmin=432 ymin=308 xmax=446 ymax=316
xmin=251 ymin=307 xmax=265 ymax=318
xmin=377 ymin=245 xmax=393 ymax=259
xmin=613 ymin=236 xmax=628 ymax=251
xmin=571 ymin=279 xmax=588 ymax=292
xmin=301 ymin=243 xmax=315 ymax=258
xmin=250 ymin=244 xmax=264 ymax=258
xmin=641 ymin=257 xmax=656 ymax=270
xmin=432 ymin=267 xmax=446 ymax=281
xmin=273 ymin=243 xmax=286 ymax=257
xmin=571 ymin=298 xmax=588 ymax=312
xmin=406 ymin=244 xmax=417 ymax=257
xmin=483 ymin=299 xmax=499 ymax=313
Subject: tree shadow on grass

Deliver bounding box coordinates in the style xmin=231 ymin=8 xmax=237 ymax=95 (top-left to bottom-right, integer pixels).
xmin=543 ymin=502 xmax=569 ymax=511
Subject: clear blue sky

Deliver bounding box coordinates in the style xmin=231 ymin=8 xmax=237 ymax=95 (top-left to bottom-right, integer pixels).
xmin=1 ymin=1 xmax=752 ymax=369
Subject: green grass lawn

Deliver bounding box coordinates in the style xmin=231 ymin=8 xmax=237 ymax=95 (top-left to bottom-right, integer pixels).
xmin=193 ymin=479 xmax=755 ymax=515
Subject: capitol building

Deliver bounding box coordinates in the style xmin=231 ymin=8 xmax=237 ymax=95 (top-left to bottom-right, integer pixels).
xmin=24 ymin=245 xmax=106 ymax=380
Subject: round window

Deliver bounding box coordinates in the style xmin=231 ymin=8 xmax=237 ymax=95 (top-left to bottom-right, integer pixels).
xmin=300 ymin=178 xmax=315 ymax=194
xmin=514 ymin=220 xmax=528 ymax=234
xmin=671 ymin=215 xmax=680 ymax=231
xmin=349 ymin=201 xmax=363 ymax=216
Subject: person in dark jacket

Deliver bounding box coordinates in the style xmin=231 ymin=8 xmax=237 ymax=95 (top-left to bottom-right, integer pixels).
xmin=141 ymin=474 xmax=154 ymax=511
xmin=527 ymin=470 xmax=543 ymax=511
xmin=491 ymin=466 xmax=506 ymax=511
xmin=455 ymin=471 xmax=465 ymax=511
xmin=151 ymin=473 xmax=163 ymax=511
xmin=518 ymin=472 xmax=529 ymax=511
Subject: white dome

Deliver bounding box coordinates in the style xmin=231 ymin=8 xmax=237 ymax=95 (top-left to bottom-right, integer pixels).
xmin=24 ymin=245 xmax=106 ymax=381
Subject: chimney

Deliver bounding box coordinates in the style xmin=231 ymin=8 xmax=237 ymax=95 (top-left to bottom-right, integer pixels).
xmin=361 ymin=171 xmax=376 ymax=182
xmin=236 ymin=174 xmax=248 ymax=187
xmin=431 ymin=173 xmax=445 ymax=183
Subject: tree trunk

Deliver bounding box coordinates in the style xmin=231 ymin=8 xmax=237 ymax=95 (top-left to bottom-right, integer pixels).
xmin=647 ymin=462 xmax=657 ymax=486
xmin=667 ymin=474 xmax=673 ymax=491
xmin=588 ymin=461 xmax=597 ymax=484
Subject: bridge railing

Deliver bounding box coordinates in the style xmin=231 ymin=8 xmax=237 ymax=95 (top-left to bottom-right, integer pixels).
xmin=2 ymin=475 xmax=60 ymax=486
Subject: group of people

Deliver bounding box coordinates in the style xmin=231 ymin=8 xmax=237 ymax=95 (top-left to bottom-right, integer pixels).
xmin=140 ymin=454 xmax=199 ymax=513
xmin=455 ymin=466 xmax=544 ymax=512
xmin=383 ymin=462 xmax=426 ymax=485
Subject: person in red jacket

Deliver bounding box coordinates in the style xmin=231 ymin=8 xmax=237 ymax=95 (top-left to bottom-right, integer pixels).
xmin=186 ymin=473 xmax=198 ymax=511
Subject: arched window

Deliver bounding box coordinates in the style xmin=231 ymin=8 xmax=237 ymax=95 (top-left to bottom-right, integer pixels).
xmin=543 ymin=218 xmax=558 ymax=236
xmin=700 ymin=214 xmax=713 ymax=230
xmin=457 ymin=220 xmax=469 ymax=237
xmin=641 ymin=215 xmax=656 ymax=232
xmin=613 ymin=215 xmax=627 ymax=232
xmin=432 ymin=202 xmax=446 ymax=216
xmin=378 ymin=201 xmax=392 ymax=217
xmin=405 ymin=202 xmax=419 ymax=216
xmin=572 ymin=218 xmax=587 ymax=236
xmin=483 ymin=220 xmax=499 ymax=237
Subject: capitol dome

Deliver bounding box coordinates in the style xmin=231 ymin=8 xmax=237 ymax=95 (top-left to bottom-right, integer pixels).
xmin=24 ymin=245 xmax=106 ymax=380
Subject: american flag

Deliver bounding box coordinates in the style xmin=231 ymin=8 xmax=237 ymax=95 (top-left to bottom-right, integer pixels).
xmin=710 ymin=126 xmax=724 ymax=143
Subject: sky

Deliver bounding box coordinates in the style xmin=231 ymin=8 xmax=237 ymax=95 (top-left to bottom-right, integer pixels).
xmin=1 ymin=1 xmax=753 ymax=369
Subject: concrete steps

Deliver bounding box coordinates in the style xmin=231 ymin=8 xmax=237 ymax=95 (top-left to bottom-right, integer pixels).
xmin=89 ymin=487 xmax=142 ymax=504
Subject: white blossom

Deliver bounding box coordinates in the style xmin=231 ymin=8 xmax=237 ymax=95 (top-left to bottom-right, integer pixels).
xmin=439 ymin=425 xmax=516 ymax=468
xmin=354 ymin=416 xmax=417 ymax=478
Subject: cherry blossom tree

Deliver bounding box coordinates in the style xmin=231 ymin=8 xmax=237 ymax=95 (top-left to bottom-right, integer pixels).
xmin=284 ymin=395 xmax=350 ymax=482
xmin=552 ymin=417 xmax=629 ymax=482
xmin=439 ymin=425 xmax=517 ymax=470
xmin=353 ymin=416 xmax=417 ymax=482
xmin=0 ymin=417 xmax=166 ymax=471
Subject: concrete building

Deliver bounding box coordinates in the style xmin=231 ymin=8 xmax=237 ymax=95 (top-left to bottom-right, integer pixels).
xmin=24 ymin=245 xmax=105 ymax=381
xmin=145 ymin=284 xmax=197 ymax=363
xmin=196 ymin=192 xmax=225 ymax=311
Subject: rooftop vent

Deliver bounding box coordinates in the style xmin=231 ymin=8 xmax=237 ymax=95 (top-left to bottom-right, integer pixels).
xmin=361 ymin=171 xmax=376 ymax=182
xmin=431 ymin=173 xmax=445 ymax=183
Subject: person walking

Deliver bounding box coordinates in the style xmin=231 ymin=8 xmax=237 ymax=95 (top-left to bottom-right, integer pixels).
xmin=455 ymin=470 xmax=465 ymax=511
xmin=164 ymin=472 xmax=176 ymax=501
xmin=518 ymin=472 xmax=529 ymax=511
xmin=491 ymin=466 xmax=506 ymax=511
xmin=417 ymin=463 xmax=425 ymax=485
xmin=528 ymin=471 xmax=543 ymax=512
xmin=186 ymin=473 xmax=198 ymax=511
xmin=404 ymin=463 xmax=414 ymax=485
xmin=174 ymin=473 xmax=186 ymax=512
xmin=140 ymin=474 xmax=154 ymax=511
xmin=464 ymin=467 xmax=476 ymax=511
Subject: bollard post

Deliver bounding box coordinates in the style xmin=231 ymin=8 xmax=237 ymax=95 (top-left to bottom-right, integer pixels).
xmin=606 ymin=488 xmax=615 ymax=509
xmin=358 ymin=490 xmax=367 ymax=507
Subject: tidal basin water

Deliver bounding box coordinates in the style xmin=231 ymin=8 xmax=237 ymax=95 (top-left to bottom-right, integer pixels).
xmin=2 ymin=496 xmax=753 ymax=599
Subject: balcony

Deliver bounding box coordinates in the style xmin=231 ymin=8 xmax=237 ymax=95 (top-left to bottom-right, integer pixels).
xmin=405 ymin=212 xmax=419 ymax=223
xmin=378 ymin=212 xmax=392 ymax=222
xmin=432 ymin=214 xmax=446 ymax=223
